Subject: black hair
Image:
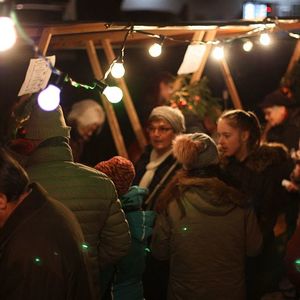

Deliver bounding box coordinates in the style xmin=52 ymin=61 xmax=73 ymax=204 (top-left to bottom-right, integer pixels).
xmin=218 ymin=109 xmax=261 ymax=152
xmin=0 ymin=148 xmax=29 ymax=202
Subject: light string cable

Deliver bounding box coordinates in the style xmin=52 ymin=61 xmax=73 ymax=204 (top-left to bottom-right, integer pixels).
xmin=103 ymin=24 xmax=133 ymax=80
xmin=10 ymin=11 xmax=300 ymax=92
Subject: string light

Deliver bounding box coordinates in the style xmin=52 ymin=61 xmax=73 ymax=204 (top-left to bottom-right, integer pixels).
xmin=242 ymin=39 xmax=253 ymax=52
xmin=212 ymin=46 xmax=224 ymax=60
xmin=148 ymin=35 xmax=165 ymax=57
xmin=5 ymin=8 xmax=300 ymax=109
xmin=111 ymin=59 xmax=125 ymax=78
xmin=149 ymin=42 xmax=162 ymax=57
xmin=103 ymin=86 xmax=123 ymax=103
xmin=260 ymin=32 xmax=271 ymax=46
xmin=38 ymin=84 xmax=61 ymax=111
xmin=0 ymin=1 xmax=16 ymax=51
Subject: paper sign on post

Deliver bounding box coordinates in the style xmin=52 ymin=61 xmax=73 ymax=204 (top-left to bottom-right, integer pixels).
xmin=177 ymin=44 xmax=206 ymax=75
xmin=18 ymin=56 xmax=56 ymax=96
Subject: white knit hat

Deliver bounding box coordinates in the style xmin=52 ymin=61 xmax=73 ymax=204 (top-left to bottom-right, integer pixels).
xmin=149 ymin=106 xmax=185 ymax=133
xmin=67 ymin=99 xmax=105 ymax=130
xmin=173 ymin=133 xmax=219 ymax=170
xmin=24 ymin=104 xmax=71 ymax=140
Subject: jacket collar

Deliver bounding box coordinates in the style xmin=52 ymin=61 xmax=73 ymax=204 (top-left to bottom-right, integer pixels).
xmin=27 ymin=138 xmax=73 ymax=166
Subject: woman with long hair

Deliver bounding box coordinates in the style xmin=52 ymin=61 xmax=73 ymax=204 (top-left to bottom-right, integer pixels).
xmin=217 ymin=109 xmax=296 ymax=299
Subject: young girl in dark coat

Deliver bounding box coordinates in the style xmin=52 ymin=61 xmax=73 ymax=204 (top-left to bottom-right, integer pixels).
xmin=217 ymin=109 xmax=296 ymax=299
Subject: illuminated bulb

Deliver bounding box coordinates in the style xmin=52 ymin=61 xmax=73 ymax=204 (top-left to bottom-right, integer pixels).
xmin=103 ymin=86 xmax=123 ymax=103
xmin=37 ymin=84 xmax=61 ymax=111
xmin=243 ymin=40 xmax=253 ymax=52
xmin=260 ymin=33 xmax=271 ymax=46
xmin=0 ymin=17 xmax=17 ymax=51
xmin=111 ymin=62 xmax=125 ymax=78
xmin=148 ymin=43 xmax=162 ymax=57
xmin=212 ymin=46 xmax=224 ymax=60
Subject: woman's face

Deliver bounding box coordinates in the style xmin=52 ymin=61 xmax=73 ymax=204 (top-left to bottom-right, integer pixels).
xmin=217 ymin=118 xmax=248 ymax=160
xmin=78 ymin=123 xmax=100 ymax=141
xmin=147 ymin=118 xmax=176 ymax=156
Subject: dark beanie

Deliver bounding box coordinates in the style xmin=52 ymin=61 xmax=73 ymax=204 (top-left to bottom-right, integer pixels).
xmin=260 ymin=90 xmax=294 ymax=109
xmin=95 ymin=156 xmax=135 ymax=196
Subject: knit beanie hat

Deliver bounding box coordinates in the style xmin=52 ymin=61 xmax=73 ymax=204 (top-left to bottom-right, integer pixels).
xmin=24 ymin=104 xmax=71 ymax=140
xmin=173 ymin=133 xmax=219 ymax=170
xmin=67 ymin=99 xmax=105 ymax=131
xmin=94 ymin=156 xmax=136 ymax=196
xmin=149 ymin=106 xmax=186 ymax=133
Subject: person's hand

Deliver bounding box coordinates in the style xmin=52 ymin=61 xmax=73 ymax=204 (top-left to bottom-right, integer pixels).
xmin=282 ymin=179 xmax=299 ymax=192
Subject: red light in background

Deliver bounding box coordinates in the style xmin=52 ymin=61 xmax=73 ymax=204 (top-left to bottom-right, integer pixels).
xmin=267 ymin=5 xmax=272 ymax=13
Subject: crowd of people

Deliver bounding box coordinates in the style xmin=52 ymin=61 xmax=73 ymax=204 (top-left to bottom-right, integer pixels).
xmin=0 ymin=85 xmax=300 ymax=300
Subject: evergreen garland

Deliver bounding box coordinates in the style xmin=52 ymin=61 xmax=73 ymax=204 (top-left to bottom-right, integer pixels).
xmin=167 ymin=74 xmax=221 ymax=123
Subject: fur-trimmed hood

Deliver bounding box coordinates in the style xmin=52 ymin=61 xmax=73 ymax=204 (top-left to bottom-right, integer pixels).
xmin=243 ymin=143 xmax=289 ymax=173
xmin=221 ymin=142 xmax=290 ymax=173
xmin=177 ymin=174 xmax=246 ymax=216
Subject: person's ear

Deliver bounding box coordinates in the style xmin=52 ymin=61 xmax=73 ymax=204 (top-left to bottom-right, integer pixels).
xmin=0 ymin=193 xmax=8 ymax=210
xmin=241 ymin=131 xmax=250 ymax=143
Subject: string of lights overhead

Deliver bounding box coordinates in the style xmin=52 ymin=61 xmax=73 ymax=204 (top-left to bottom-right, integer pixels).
xmin=1 ymin=0 xmax=300 ymax=111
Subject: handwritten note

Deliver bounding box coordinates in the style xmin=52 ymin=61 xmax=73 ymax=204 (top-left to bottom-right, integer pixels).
xmin=177 ymin=44 xmax=206 ymax=75
xmin=18 ymin=56 xmax=56 ymax=96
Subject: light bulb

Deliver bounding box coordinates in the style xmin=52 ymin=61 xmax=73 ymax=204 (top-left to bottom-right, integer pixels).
xmin=148 ymin=43 xmax=162 ymax=57
xmin=0 ymin=17 xmax=17 ymax=51
xmin=37 ymin=84 xmax=61 ymax=111
xmin=103 ymin=86 xmax=123 ymax=103
xmin=111 ymin=62 xmax=125 ymax=78
xmin=260 ymin=33 xmax=271 ymax=46
xmin=243 ymin=40 xmax=253 ymax=52
xmin=212 ymin=46 xmax=224 ymax=60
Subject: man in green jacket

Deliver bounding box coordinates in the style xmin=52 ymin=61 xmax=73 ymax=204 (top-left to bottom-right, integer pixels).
xmin=12 ymin=103 xmax=131 ymax=299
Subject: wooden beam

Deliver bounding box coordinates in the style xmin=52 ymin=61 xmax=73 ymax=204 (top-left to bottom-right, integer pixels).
xmin=219 ymin=56 xmax=243 ymax=109
xmin=102 ymin=39 xmax=148 ymax=151
xmin=86 ymin=40 xmax=128 ymax=158
xmin=191 ymin=29 xmax=217 ymax=83
xmin=286 ymin=39 xmax=300 ymax=74
xmin=38 ymin=28 xmax=53 ymax=56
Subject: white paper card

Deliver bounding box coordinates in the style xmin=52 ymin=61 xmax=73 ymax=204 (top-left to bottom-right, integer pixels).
xmin=18 ymin=56 xmax=56 ymax=96
xmin=177 ymin=44 xmax=206 ymax=75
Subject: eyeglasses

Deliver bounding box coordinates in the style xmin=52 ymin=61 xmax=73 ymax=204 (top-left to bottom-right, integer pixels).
xmin=147 ymin=126 xmax=173 ymax=134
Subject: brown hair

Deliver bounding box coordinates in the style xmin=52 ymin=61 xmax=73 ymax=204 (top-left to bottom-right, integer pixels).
xmin=218 ymin=109 xmax=261 ymax=152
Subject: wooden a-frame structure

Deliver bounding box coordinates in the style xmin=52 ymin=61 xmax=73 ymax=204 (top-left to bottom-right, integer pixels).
xmin=26 ymin=19 xmax=300 ymax=158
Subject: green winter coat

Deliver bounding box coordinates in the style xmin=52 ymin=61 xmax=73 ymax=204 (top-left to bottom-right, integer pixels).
xmin=26 ymin=138 xmax=131 ymax=298
xmin=151 ymin=174 xmax=262 ymax=300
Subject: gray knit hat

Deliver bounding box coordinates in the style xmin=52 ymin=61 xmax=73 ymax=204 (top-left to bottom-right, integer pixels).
xmin=173 ymin=133 xmax=219 ymax=170
xmin=149 ymin=106 xmax=185 ymax=133
xmin=24 ymin=104 xmax=71 ymax=140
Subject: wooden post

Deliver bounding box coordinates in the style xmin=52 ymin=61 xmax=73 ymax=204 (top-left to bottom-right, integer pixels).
xmin=38 ymin=28 xmax=53 ymax=56
xmin=286 ymin=39 xmax=300 ymax=74
xmin=219 ymin=56 xmax=243 ymax=109
xmin=191 ymin=29 xmax=217 ymax=84
xmin=101 ymin=39 xmax=147 ymax=151
xmin=86 ymin=40 xmax=128 ymax=158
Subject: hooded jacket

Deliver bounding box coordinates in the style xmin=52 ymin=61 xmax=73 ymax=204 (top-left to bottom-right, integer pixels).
xmin=25 ymin=137 xmax=131 ymax=297
xmin=151 ymin=171 xmax=262 ymax=300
